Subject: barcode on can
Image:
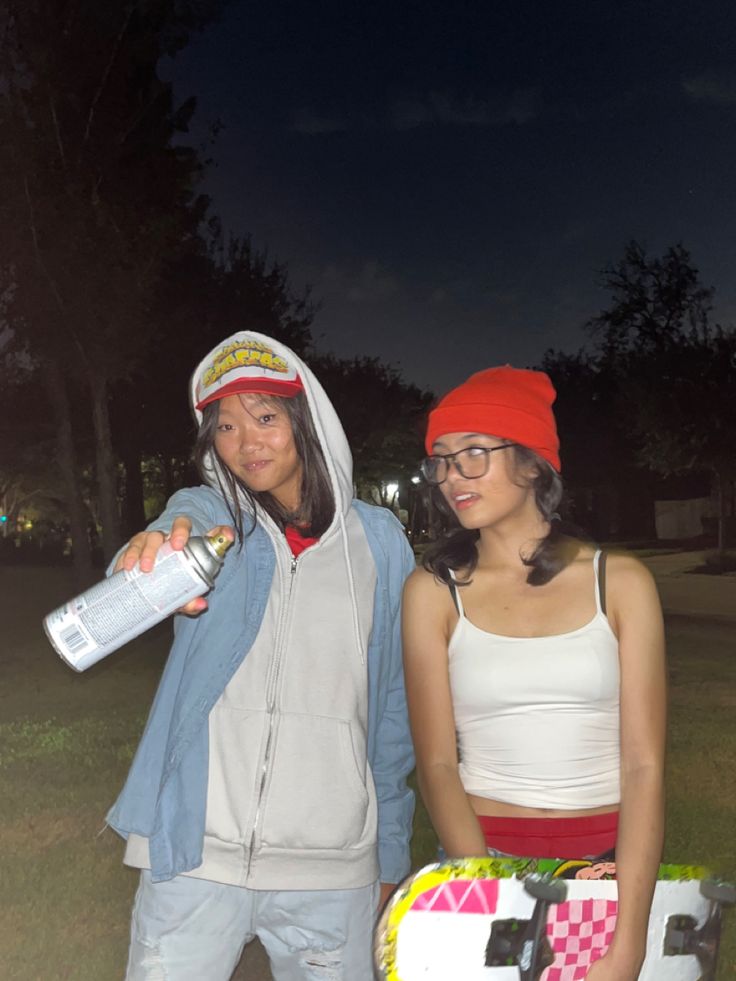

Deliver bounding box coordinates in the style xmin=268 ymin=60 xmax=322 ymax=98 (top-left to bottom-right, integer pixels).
xmin=60 ymin=624 xmax=91 ymax=655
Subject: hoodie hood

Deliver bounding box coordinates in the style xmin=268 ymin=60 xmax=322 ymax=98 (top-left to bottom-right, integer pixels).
xmin=190 ymin=332 xmax=354 ymax=524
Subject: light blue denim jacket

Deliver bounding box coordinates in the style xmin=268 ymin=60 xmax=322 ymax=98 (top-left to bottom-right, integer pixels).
xmin=106 ymin=485 xmax=416 ymax=885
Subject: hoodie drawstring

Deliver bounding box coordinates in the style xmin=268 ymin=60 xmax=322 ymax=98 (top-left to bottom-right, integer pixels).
xmin=339 ymin=511 xmax=366 ymax=666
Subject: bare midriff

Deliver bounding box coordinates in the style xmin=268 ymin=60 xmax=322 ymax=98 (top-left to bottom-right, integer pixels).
xmin=467 ymin=793 xmax=619 ymax=820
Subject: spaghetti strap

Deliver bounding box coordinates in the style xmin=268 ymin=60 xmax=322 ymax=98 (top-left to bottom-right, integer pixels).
xmin=447 ymin=582 xmax=459 ymax=614
xmin=448 ymin=570 xmax=465 ymax=616
xmin=593 ymin=549 xmax=607 ymax=616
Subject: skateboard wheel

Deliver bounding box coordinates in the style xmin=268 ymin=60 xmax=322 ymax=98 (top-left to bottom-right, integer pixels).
xmin=524 ymin=876 xmax=567 ymax=903
xmin=700 ymin=879 xmax=736 ymax=906
xmin=663 ymin=914 xmax=698 ymax=955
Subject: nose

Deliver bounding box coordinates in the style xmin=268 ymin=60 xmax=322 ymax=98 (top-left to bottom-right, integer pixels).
xmin=239 ymin=421 xmax=264 ymax=452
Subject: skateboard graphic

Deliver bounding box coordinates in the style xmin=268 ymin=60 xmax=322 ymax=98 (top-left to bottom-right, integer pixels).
xmin=374 ymin=857 xmax=736 ymax=980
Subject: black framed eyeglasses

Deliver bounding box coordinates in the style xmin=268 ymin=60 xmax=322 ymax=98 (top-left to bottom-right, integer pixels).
xmin=420 ymin=443 xmax=517 ymax=486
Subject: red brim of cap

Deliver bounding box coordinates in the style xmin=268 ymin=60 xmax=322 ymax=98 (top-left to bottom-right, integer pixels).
xmin=196 ymin=376 xmax=303 ymax=410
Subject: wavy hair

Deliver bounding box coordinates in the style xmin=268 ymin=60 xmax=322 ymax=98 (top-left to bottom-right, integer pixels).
xmin=193 ymin=391 xmax=335 ymax=545
xmin=421 ymin=443 xmax=590 ymax=587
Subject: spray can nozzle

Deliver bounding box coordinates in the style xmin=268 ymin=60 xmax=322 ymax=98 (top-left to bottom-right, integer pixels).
xmin=206 ymin=533 xmax=233 ymax=559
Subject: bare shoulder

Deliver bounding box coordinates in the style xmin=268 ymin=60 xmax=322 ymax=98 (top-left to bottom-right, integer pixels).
xmin=604 ymin=549 xmax=658 ymax=592
xmin=402 ymin=564 xmax=457 ymax=633
xmin=403 ymin=564 xmax=450 ymax=603
xmin=604 ymin=550 xmax=663 ymax=637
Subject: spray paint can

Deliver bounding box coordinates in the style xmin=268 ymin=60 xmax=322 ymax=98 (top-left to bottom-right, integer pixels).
xmin=43 ymin=533 xmax=232 ymax=672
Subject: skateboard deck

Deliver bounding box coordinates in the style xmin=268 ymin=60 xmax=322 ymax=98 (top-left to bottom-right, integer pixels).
xmin=374 ymin=857 xmax=735 ymax=980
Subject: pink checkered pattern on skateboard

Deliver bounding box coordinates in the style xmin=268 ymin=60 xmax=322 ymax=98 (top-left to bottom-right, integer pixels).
xmin=411 ymin=878 xmax=499 ymax=914
xmin=542 ymin=899 xmax=618 ymax=981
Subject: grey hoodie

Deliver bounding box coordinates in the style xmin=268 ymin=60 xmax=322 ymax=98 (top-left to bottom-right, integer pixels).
xmin=125 ymin=332 xmax=406 ymax=890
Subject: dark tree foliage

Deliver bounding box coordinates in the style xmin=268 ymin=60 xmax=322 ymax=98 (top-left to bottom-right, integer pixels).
xmin=202 ymin=231 xmax=316 ymax=354
xmin=623 ymin=329 xmax=736 ymax=548
xmin=552 ymin=240 xmax=736 ymax=546
xmin=0 ymin=0 xmax=224 ymax=570
xmin=110 ymin=230 xmax=317 ymax=535
xmin=541 ymin=348 xmax=662 ymax=540
xmin=0 ymin=352 xmax=60 ymax=536
xmin=313 ymin=352 xmax=433 ymax=509
xmin=588 ymin=241 xmax=714 ymax=358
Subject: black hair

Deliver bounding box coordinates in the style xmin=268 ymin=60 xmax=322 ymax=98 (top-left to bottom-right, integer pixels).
xmin=421 ymin=443 xmax=591 ymax=587
xmin=193 ymin=391 xmax=335 ymax=544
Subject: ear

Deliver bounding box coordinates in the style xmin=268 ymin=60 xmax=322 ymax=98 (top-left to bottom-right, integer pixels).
xmin=509 ymin=449 xmax=538 ymax=485
xmin=519 ymin=461 xmax=539 ymax=483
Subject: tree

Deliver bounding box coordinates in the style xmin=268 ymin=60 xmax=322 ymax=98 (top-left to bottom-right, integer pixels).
xmin=540 ymin=349 xmax=634 ymax=538
xmin=111 ymin=231 xmax=317 ymax=536
xmin=624 ymin=330 xmax=736 ymax=550
xmin=0 ymin=0 xmax=221 ymax=573
xmin=313 ymin=353 xmax=432 ymax=529
xmin=589 ymin=241 xmax=714 ymax=359
xmin=0 ymin=342 xmax=79 ymax=549
xmin=587 ymin=241 xmax=736 ymax=549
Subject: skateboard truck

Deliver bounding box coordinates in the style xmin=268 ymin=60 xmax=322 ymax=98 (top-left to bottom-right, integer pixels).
xmin=663 ymin=879 xmax=736 ymax=981
xmin=485 ymin=876 xmax=567 ymax=980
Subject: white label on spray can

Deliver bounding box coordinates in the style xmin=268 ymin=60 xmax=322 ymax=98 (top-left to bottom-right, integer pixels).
xmin=44 ymin=541 xmax=209 ymax=671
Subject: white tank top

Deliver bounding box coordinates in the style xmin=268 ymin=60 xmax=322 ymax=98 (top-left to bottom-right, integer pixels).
xmin=449 ymin=550 xmax=621 ymax=810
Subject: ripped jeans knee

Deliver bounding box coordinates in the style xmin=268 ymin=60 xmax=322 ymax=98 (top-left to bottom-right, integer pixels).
xmin=299 ymin=942 xmax=344 ymax=980
xmin=126 ymin=936 xmax=168 ymax=981
xmin=259 ymin=881 xmax=378 ymax=980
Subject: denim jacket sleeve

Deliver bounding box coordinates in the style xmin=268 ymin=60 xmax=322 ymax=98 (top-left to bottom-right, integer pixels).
xmin=107 ymin=485 xmax=231 ymax=575
xmin=355 ymin=502 xmax=417 ymax=884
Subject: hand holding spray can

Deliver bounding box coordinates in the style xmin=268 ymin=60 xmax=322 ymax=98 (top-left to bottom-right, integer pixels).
xmin=43 ymin=533 xmax=232 ymax=672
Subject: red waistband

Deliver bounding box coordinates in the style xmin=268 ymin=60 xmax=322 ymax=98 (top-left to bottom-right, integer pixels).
xmin=476 ymin=811 xmax=619 ymax=836
xmin=477 ymin=811 xmax=619 ymax=860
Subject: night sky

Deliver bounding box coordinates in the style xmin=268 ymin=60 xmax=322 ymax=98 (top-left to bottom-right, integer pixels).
xmin=164 ymin=0 xmax=736 ymax=395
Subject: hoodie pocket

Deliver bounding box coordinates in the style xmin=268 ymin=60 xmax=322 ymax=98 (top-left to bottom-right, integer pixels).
xmin=259 ymin=713 xmax=372 ymax=850
xmin=205 ymin=706 xmax=267 ymax=843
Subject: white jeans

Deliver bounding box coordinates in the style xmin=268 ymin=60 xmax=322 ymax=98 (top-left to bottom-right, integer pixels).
xmin=126 ymin=871 xmax=379 ymax=981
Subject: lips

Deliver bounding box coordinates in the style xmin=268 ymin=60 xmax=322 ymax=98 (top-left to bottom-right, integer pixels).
xmin=451 ymin=492 xmax=479 ymax=510
xmin=243 ymin=459 xmax=271 ymax=473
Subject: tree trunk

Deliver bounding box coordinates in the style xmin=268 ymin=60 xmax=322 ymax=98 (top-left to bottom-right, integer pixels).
xmin=46 ymin=361 xmax=94 ymax=584
xmin=120 ymin=441 xmax=146 ymax=539
xmin=89 ymin=371 xmax=121 ymax=564
xmin=161 ymin=454 xmax=177 ymax=501
xmin=715 ymin=470 xmax=725 ymax=555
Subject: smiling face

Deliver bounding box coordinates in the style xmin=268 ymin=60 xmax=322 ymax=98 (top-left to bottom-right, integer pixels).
xmin=433 ymin=431 xmax=538 ymax=531
xmin=213 ymin=393 xmax=303 ymax=511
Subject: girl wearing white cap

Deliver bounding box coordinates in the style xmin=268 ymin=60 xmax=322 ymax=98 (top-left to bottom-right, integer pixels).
xmin=108 ymin=333 xmax=415 ymax=980
xmin=402 ymin=365 xmax=666 ymax=980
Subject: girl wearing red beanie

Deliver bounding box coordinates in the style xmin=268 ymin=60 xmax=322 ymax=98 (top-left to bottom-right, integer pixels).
xmin=402 ymin=365 xmax=666 ymax=980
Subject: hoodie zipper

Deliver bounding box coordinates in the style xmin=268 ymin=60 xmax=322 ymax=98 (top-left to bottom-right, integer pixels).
xmin=245 ymin=551 xmax=298 ymax=880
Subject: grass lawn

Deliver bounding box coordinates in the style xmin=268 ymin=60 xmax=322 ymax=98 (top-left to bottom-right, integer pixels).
xmin=1 ymin=565 xmax=735 ymax=979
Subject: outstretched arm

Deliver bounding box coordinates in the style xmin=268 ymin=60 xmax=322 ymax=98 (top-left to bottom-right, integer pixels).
xmin=402 ymin=568 xmax=488 ymax=857
xmin=588 ymin=555 xmax=666 ymax=980
xmin=111 ymin=491 xmax=234 ymax=615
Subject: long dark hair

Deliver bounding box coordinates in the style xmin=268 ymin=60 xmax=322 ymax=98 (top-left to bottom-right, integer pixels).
xmin=422 ymin=443 xmax=591 ymax=587
xmin=193 ymin=391 xmax=335 ymax=544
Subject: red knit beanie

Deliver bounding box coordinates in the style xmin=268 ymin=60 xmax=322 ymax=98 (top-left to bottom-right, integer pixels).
xmin=425 ymin=366 xmax=561 ymax=472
